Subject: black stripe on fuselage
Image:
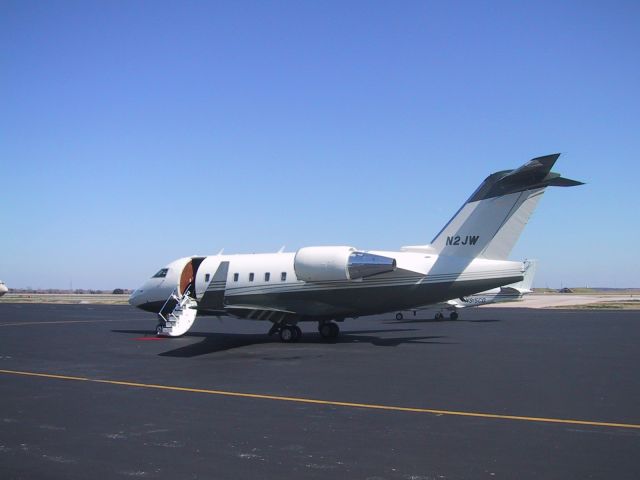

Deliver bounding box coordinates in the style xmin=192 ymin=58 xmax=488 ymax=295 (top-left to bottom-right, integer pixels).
xmin=224 ymin=270 xmax=523 ymax=296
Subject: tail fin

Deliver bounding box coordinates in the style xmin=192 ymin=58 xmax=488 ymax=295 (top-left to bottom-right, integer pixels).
xmin=425 ymin=154 xmax=582 ymax=259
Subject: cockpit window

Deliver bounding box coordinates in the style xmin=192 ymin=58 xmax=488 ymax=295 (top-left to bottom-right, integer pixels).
xmin=152 ymin=268 xmax=169 ymax=278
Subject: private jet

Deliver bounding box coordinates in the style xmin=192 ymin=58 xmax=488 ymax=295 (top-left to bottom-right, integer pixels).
xmin=129 ymin=154 xmax=582 ymax=342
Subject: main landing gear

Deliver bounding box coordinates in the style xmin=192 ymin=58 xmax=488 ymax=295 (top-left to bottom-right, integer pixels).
xmin=280 ymin=325 xmax=302 ymax=343
xmin=434 ymin=311 xmax=459 ymax=321
xmin=318 ymin=321 xmax=340 ymax=340
xmin=268 ymin=320 xmax=341 ymax=342
xmin=395 ymin=310 xmax=458 ymax=321
xmin=268 ymin=323 xmax=302 ymax=343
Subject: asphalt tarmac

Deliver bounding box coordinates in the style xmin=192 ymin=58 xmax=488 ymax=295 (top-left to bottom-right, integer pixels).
xmin=0 ymin=304 xmax=638 ymax=479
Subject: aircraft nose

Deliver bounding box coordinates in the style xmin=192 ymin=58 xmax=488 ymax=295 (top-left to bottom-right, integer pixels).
xmin=128 ymin=288 xmax=145 ymax=307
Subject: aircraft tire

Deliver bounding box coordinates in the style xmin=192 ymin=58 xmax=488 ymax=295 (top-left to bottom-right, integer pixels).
xmin=434 ymin=312 xmax=444 ymax=320
xmin=319 ymin=323 xmax=333 ymax=339
xmin=396 ymin=313 xmax=403 ymax=321
xmin=450 ymin=312 xmax=459 ymax=321
xmin=279 ymin=326 xmax=296 ymax=343
xmin=293 ymin=325 xmax=302 ymax=341
xmin=329 ymin=322 xmax=340 ymax=338
xmin=155 ymin=324 xmax=164 ymax=335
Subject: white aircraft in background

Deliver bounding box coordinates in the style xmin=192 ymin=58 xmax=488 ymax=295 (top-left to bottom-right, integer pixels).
xmin=394 ymin=259 xmax=537 ymax=321
xmin=129 ymin=154 xmax=582 ymax=342
xmin=0 ymin=281 xmax=7 ymax=297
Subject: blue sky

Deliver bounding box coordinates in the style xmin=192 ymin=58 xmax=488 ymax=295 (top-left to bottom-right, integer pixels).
xmin=2 ymin=0 xmax=639 ymax=289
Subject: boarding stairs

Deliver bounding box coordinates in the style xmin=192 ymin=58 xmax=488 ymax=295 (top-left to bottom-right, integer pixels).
xmin=156 ymin=285 xmax=198 ymax=337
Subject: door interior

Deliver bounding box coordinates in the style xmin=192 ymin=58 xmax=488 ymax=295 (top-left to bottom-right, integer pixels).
xmin=179 ymin=257 xmax=206 ymax=297
xmin=179 ymin=262 xmax=194 ymax=296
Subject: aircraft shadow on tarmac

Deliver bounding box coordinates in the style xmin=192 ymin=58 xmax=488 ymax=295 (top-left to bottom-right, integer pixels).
xmin=111 ymin=327 xmax=453 ymax=357
xmin=386 ymin=318 xmax=501 ymax=324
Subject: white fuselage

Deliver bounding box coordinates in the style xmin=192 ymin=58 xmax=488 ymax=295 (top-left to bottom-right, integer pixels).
xmin=129 ymin=250 xmax=523 ymax=320
xmin=450 ymin=289 xmax=524 ymax=307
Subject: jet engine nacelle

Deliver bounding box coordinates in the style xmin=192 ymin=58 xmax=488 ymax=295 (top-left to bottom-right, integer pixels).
xmin=294 ymin=246 xmax=396 ymax=282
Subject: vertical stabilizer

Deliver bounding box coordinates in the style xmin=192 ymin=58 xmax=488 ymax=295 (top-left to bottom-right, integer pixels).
xmin=426 ymin=154 xmax=582 ymax=260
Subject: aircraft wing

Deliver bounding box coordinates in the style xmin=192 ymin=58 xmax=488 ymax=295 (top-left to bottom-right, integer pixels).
xmin=223 ymin=304 xmax=297 ymax=322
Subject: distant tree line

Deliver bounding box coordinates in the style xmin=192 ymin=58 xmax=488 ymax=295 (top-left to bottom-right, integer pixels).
xmin=9 ymin=288 xmax=133 ymax=294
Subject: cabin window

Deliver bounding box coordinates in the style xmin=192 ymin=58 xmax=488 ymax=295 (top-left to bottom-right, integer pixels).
xmin=264 ymin=272 xmax=270 ymax=282
xmin=249 ymin=273 xmax=254 ymax=282
xmin=205 ymin=274 xmax=210 ymax=282
xmin=152 ymin=268 xmax=168 ymax=278
xmin=233 ymin=273 xmax=239 ymax=282
xmin=281 ymin=272 xmax=287 ymax=281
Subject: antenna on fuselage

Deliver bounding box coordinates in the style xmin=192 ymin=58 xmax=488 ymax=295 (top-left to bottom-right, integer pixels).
xmin=277 ymin=246 xmax=285 ymax=253
xmin=216 ymin=248 xmax=224 ymax=256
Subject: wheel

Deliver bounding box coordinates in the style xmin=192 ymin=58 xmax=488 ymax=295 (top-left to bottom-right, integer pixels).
xmin=293 ymin=325 xmax=302 ymax=341
xmin=279 ymin=326 xmax=296 ymax=342
xmin=395 ymin=312 xmax=404 ymax=321
xmin=319 ymin=323 xmax=333 ymax=339
xmin=156 ymin=324 xmax=164 ymax=335
xmin=434 ymin=312 xmax=444 ymax=320
xmin=450 ymin=311 xmax=459 ymax=321
xmin=329 ymin=322 xmax=340 ymax=338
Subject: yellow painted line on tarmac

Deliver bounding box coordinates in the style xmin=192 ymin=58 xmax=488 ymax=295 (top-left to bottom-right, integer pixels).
xmin=1 ymin=368 xmax=638 ymax=430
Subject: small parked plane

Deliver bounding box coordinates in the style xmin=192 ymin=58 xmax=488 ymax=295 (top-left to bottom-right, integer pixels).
xmin=129 ymin=154 xmax=582 ymax=342
xmin=394 ymin=259 xmax=537 ymax=321
xmin=0 ymin=281 xmax=7 ymax=297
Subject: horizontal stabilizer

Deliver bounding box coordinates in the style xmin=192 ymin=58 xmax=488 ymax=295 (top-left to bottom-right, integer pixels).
xmin=547 ymin=177 xmax=584 ymax=187
xmin=467 ymin=154 xmax=583 ymax=203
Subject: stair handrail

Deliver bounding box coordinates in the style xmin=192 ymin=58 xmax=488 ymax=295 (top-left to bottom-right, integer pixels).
xmin=158 ymin=287 xmax=179 ymax=324
xmin=158 ymin=283 xmax=195 ymax=323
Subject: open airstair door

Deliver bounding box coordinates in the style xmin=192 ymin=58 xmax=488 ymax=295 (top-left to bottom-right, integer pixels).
xmin=156 ymin=257 xmax=205 ymax=337
xmin=180 ymin=257 xmax=205 ymax=297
